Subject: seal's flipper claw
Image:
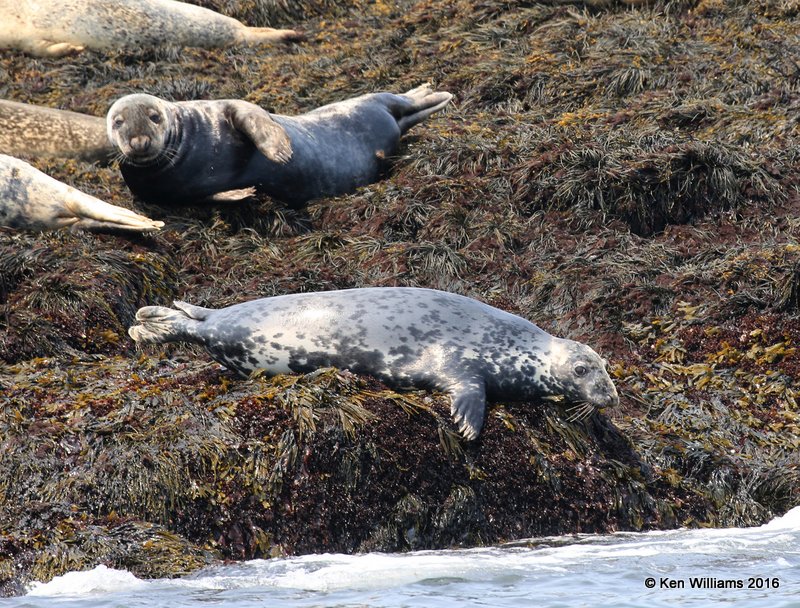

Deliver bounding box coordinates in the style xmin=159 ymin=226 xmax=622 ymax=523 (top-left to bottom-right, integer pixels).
xmin=227 ymin=101 xmax=293 ymax=165
xmin=448 ymin=378 xmax=487 ymax=441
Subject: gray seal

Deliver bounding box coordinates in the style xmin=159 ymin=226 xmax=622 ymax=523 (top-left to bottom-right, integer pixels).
xmin=106 ymin=84 xmax=453 ymax=207
xmin=128 ymin=287 xmax=619 ymax=439
xmin=0 ymin=0 xmax=303 ymax=57
xmin=0 ymin=154 xmax=164 ymax=232
xmin=0 ymin=100 xmax=115 ymax=164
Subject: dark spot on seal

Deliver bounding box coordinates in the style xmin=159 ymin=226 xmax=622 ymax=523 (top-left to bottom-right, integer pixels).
xmin=131 ymin=287 xmax=616 ymax=440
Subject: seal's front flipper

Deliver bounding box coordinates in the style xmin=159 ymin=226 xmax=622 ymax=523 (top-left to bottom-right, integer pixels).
xmin=226 ymin=101 xmax=293 ymax=164
xmin=448 ymin=377 xmax=487 ymax=441
xmin=23 ymin=40 xmax=84 ymax=57
xmin=206 ymin=187 xmax=257 ymax=203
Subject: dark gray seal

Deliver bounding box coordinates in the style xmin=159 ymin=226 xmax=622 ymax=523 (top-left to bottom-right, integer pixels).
xmin=0 ymin=100 xmax=114 ymax=164
xmin=107 ymin=84 xmax=453 ymax=207
xmin=128 ymin=287 xmax=619 ymax=439
xmin=0 ymin=0 xmax=302 ymax=57
xmin=0 ymin=154 xmax=163 ymax=232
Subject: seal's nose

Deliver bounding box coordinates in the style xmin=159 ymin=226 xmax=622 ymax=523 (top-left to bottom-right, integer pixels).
xmin=130 ymin=135 xmax=151 ymax=153
xmin=605 ymin=384 xmax=619 ymax=407
xmin=596 ymin=381 xmax=619 ymax=408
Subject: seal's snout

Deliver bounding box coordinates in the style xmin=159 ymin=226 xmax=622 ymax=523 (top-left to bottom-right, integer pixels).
xmin=604 ymin=389 xmax=620 ymax=408
xmin=596 ymin=381 xmax=619 ymax=408
xmin=130 ymin=135 xmax=151 ymax=154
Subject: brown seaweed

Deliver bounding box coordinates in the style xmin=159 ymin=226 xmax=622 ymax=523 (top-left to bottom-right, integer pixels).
xmin=1 ymin=0 xmax=799 ymax=595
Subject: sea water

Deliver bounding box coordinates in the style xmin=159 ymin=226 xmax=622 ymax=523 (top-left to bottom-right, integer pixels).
xmin=9 ymin=506 xmax=800 ymax=608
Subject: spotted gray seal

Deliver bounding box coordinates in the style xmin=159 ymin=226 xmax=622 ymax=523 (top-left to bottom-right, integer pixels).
xmin=0 ymin=0 xmax=303 ymax=57
xmin=107 ymin=84 xmax=453 ymax=207
xmin=0 ymin=154 xmax=164 ymax=232
xmin=128 ymin=287 xmax=619 ymax=439
xmin=0 ymin=100 xmax=114 ymax=164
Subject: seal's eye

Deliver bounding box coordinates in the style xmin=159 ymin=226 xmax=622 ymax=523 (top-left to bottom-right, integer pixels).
xmin=113 ymin=118 xmax=124 ymax=128
xmin=574 ymin=364 xmax=588 ymax=377
xmin=149 ymin=113 xmax=161 ymax=124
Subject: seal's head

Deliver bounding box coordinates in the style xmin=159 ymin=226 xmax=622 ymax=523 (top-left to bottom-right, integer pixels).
xmin=107 ymin=94 xmax=176 ymax=166
xmin=548 ymin=339 xmax=619 ymax=420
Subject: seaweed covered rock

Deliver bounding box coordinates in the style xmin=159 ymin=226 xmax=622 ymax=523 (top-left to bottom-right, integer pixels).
xmin=0 ymin=234 xmax=177 ymax=362
xmin=0 ymin=359 xmax=703 ymax=592
xmin=1 ymin=0 xmax=800 ymax=596
xmin=0 ymin=502 xmax=216 ymax=597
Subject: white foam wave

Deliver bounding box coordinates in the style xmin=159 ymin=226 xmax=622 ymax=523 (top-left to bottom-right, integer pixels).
xmin=758 ymin=505 xmax=800 ymax=530
xmin=21 ymin=507 xmax=800 ymax=599
xmin=180 ymin=507 xmax=800 ymax=593
xmin=26 ymin=564 xmax=148 ymax=597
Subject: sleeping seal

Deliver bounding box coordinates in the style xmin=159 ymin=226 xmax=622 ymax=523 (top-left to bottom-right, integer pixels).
xmin=0 ymin=0 xmax=303 ymax=57
xmin=128 ymin=287 xmax=619 ymax=439
xmin=107 ymin=84 xmax=453 ymax=207
xmin=0 ymin=154 xmax=163 ymax=232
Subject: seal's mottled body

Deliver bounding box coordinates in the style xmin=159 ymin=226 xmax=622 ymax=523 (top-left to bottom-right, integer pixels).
xmin=0 ymin=0 xmax=302 ymax=57
xmin=0 ymin=154 xmax=163 ymax=232
xmin=107 ymin=85 xmax=453 ymax=206
xmin=0 ymin=100 xmax=114 ymax=164
xmin=129 ymin=287 xmax=618 ymax=439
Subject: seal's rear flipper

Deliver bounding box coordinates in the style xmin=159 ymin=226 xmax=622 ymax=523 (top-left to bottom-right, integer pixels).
xmin=128 ymin=301 xmax=212 ymax=344
xmin=448 ymin=377 xmax=487 ymax=441
xmin=397 ymin=83 xmax=453 ymax=133
xmin=239 ymin=27 xmax=306 ymax=45
xmin=173 ymin=301 xmax=213 ymax=321
xmin=64 ymin=194 xmax=164 ymax=233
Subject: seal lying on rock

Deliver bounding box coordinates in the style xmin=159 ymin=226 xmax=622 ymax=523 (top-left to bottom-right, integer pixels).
xmin=0 ymin=0 xmax=303 ymax=57
xmin=0 ymin=155 xmax=163 ymax=232
xmin=0 ymin=100 xmax=115 ymax=164
xmin=107 ymin=84 xmax=453 ymax=207
xmin=128 ymin=287 xmax=618 ymax=439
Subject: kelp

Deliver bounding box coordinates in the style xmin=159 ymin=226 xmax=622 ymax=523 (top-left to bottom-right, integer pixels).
xmin=1 ymin=0 xmax=799 ymax=595
xmin=0 ymin=359 xmax=697 ymax=591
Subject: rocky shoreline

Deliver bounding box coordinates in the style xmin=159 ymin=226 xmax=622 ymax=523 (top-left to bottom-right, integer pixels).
xmin=1 ymin=0 xmax=799 ymax=595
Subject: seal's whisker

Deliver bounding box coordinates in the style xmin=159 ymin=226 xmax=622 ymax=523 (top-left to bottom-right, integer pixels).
xmin=566 ymin=401 xmax=594 ymax=422
xmin=162 ymin=147 xmax=180 ymax=167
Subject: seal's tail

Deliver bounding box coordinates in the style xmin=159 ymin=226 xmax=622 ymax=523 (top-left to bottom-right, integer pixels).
xmin=397 ymin=83 xmax=453 ymax=133
xmin=128 ymin=300 xmax=212 ymax=344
